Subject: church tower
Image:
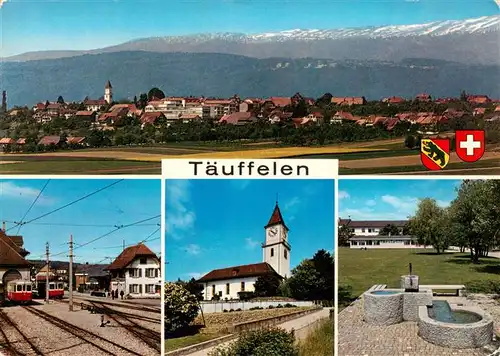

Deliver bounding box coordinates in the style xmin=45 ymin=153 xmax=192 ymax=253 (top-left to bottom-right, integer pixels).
xmin=262 ymin=201 xmax=291 ymax=278
xmin=104 ymin=80 xmax=113 ymax=104
xmin=1 ymin=91 xmax=6 ymax=114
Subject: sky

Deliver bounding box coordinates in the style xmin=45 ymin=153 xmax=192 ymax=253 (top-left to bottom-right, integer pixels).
xmin=338 ymin=179 xmax=462 ymax=221
xmin=0 ymin=179 xmax=161 ymax=265
xmin=1 ymin=0 xmax=498 ymax=56
xmin=165 ymin=179 xmax=334 ymax=282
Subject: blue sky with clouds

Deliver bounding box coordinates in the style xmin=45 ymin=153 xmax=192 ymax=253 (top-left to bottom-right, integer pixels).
xmin=0 ymin=179 xmax=161 ymax=264
xmin=1 ymin=0 xmax=498 ymax=56
xmin=165 ymin=179 xmax=334 ymax=282
xmin=338 ymin=179 xmax=462 ymax=221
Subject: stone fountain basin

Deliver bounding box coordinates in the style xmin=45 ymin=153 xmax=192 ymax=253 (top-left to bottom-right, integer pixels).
xmin=418 ymin=304 xmax=494 ymax=349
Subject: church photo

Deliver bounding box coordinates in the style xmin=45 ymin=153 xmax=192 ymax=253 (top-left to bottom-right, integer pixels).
xmin=165 ymin=178 xmax=335 ymax=301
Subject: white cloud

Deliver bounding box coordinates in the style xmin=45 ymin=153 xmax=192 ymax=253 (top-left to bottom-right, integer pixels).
xmin=339 ymin=207 xmax=410 ymax=220
xmin=166 ymin=180 xmax=195 ymax=239
xmin=230 ymin=180 xmax=251 ymax=190
xmin=184 ymin=244 xmax=201 ymax=255
xmin=186 ymin=271 xmax=207 ymax=280
xmin=0 ymin=181 xmax=53 ymax=205
xmin=245 ymin=237 xmax=259 ymax=250
xmin=0 ymin=0 xmax=6 ymax=9
xmin=338 ymin=191 xmax=350 ymax=200
xmin=381 ymin=195 xmax=418 ymax=212
xmin=284 ymin=196 xmax=300 ymax=211
xmin=437 ymin=200 xmax=451 ymax=208
xmin=365 ymin=199 xmax=376 ymax=207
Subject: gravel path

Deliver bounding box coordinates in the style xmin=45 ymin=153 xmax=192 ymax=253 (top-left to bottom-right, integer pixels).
xmin=1 ymin=302 xmax=160 ymax=356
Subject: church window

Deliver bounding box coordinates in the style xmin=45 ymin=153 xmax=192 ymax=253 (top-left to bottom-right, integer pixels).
xmin=271 ymin=248 xmax=274 ymax=257
xmin=226 ymin=283 xmax=230 ymax=295
xmin=212 ymin=285 xmax=215 ymax=296
xmin=284 ymin=250 xmax=288 ymax=259
xmin=241 ymin=281 xmax=245 ymax=291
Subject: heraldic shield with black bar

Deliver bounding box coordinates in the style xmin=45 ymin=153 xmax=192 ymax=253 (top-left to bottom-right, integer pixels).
xmin=420 ymin=138 xmax=450 ymax=170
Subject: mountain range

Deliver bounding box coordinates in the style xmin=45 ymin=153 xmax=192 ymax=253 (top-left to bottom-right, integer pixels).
xmin=5 ymin=15 xmax=499 ymax=65
xmin=1 ymin=15 xmax=499 ymax=107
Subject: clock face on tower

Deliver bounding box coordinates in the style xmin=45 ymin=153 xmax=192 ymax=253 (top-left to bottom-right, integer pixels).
xmin=268 ymin=227 xmax=277 ymax=237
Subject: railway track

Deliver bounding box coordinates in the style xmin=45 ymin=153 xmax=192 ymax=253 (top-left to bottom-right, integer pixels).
xmin=56 ymin=299 xmax=161 ymax=324
xmin=72 ymin=296 xmax=160 ymax=313
xmin=0 ymin=309 xmax=44 ymax=356
xmin=90 ymin=302 xmax=161 ymax=354
xmin=23 ymin=306 xmax=143 ymax=356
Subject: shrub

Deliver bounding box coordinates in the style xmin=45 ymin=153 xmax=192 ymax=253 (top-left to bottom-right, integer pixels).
xmin=223 ymin=309 xmax=228 ymax=313
xmin=236 ymin=308 xmax=242 ymax=311
xmin=276 ymin=304 xmax=283 ymax=308
xmin=465 ymin=280 xmax=500 ymax=295
xmin=164 ymin=282 xmax=199 ymax=334
xmin=208 ymin=327 xmax=299 ymax=356
xmin=229 ymin=309 xmax=234 ymax=312
xmin=268 ymin=305 xmax=275 ymax=309
xmin=284 ymin=303 xmax=294 ymax=308
xmin=238 ymin=291 xmax=255 ymax=301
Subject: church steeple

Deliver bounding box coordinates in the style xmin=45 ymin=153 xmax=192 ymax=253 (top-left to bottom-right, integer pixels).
xmin=262 ymin=199 xmax=291 ymax=278
xmin=265 ymin=201 xmax=288 ymax=230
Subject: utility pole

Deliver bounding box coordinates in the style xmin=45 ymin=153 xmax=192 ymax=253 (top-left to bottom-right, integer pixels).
xmin=69 ymin=235 xmax=73 ymax=311
xmin=45 ymin=242 xmax=50 ymax=303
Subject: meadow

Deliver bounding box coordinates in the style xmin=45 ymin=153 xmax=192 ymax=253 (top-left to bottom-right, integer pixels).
xmin=338 ymin=248 xmax=500 ymax=298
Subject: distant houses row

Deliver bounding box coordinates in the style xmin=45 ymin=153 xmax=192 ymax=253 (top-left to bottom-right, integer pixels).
xmin=0 ymin=136 xmax=87 ymax=147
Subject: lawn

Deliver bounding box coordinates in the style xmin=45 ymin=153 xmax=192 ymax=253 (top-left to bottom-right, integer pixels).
xmin=298 ymin=318 xmax=334 ymax=356
xmin=165 ymin=307 xmax=314 ymax=352
xmin=338 ymin=248 xmax=500 ymax=297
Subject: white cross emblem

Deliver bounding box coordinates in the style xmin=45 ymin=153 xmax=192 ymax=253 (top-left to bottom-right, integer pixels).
xmin=459 ymin=134 xmax=481 ymax=156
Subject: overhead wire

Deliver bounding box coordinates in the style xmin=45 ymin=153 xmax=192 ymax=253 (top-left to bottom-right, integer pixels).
xmin=6 ymin=179 xmax=124 ymax=233
xmin=15 ymin=179 xmax=51 ymax=235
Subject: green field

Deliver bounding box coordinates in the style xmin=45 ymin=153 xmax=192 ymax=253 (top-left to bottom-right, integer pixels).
xmin=338 ymin=248 xmax=500 ymax=297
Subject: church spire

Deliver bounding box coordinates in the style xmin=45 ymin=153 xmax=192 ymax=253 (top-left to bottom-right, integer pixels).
xmin=265 ymin=199 xmax=288 ymax=229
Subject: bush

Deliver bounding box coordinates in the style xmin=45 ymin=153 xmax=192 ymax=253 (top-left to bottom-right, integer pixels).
xmin=229 ymin=309 xmax=234 ymax=312
xmin=268 ymin=305 xmax=275 ymax=309
xmin=223 ymin=309 xmax=228 ymax=313
xmin=238 ymin=291 xmax=255 ymax=301
xmin=284 ymin=303 xmax=295 ymax=308
xmin=276 ymin=304 xmax=283 ymax=308
xmin=236 ymin=308 xmax=242 ymax=311
xmin=465 ymin=280 xmax=500 ymax=294
xmin=208 ymin=327 xmax=299 ymax=356
xmin=164 ymin=282 xmax=199 ymax=334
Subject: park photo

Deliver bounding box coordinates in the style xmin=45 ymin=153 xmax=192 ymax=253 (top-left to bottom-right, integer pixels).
xmin=0 ymin=1 xmax=499 ymax=175
xmin=337 ymin=178 xmax=500 ymax=356
xmin=164 ymin=179 xmax=334 ymax=356
xmin=0 ymin=178 xmax=161 ymax=355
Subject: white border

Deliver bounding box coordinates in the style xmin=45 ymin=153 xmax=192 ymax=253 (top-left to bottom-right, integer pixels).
xmin=334 ymin=177 xmax=339 ymax=356
xmin=161 ymin=159 xmax=339 ymax=179
xmin=160 ymin=177 xmax=166 ymax=356
xmin=0 ymin=174 xmax=162 ymax=180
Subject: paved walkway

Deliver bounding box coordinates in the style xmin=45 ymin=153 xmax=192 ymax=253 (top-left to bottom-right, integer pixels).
xmin=338 ymin=299 xmax=494 ymax=356
xmin=186 ymin=308 xmax=331 ymax=356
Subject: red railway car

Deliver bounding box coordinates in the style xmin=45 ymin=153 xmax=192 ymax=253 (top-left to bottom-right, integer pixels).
xmin=6 ymin=280 xmax=32 ymax=303
xmin=48 ymin=282 xmax=64 ymax=299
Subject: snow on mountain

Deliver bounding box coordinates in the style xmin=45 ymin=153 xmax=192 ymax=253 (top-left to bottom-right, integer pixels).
xmin=140 ymin=15 xmax=499 ymax=44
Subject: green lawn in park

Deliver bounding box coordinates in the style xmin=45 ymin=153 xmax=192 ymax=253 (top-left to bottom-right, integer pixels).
xmin=338 ymin=248 xmax=500 ymax=297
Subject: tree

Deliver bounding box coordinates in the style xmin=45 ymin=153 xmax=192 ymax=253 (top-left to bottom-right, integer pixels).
xmin=148 ymin=87 xmax=165 ymax=101
xmin=138 ymin=93 xmax=149 ymax=109
xmin=449 ymin=180 xmax=500 ymax=263
xmin=409 ymin=198 xmax=449 ymax=253
xmin=338 ymin=224 xmax=354 ymax=247
xmin=254 ymin=273 xmax=281 ymax=297
xmin=57 ymin=96 xmax=65 ymax=104
xmin=164 ymin=282 xmax=199 ymax=334
xmin=175 ymin=278 xmax=204 ymax=301
xmin=379 ymin=224 xmax=400 ymax=236
xmin=287 ymin=249 xmax=334 ymax=301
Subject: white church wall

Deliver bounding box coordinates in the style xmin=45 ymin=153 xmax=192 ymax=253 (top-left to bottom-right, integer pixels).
xmin=201 ymin=277 xmax=258 ymax=300
xmin=199 ymin=300 xmax=315 ymax=313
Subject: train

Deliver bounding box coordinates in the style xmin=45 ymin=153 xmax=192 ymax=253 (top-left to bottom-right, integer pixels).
xmin=6 ymin=280 xmax=32 ymax=303
xmin=37 ymin=281 xmax=65 ymax=299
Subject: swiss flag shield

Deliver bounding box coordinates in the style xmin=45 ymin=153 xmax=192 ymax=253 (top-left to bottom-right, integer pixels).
xmin=455 ymin=130 xmax=485 ymax=163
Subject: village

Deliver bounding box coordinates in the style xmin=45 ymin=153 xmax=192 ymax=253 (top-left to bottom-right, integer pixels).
xmin=0 ymin=83 xmax=499 ymax=151
xmin=0 ymin=179 xmax=161 ymax=355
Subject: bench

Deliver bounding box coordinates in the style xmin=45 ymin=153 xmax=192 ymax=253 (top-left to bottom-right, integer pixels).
xmin=366 ymin=284 xmax=387 ymax=292
xmin=420 ymin=285 xmax=465 ymax=297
